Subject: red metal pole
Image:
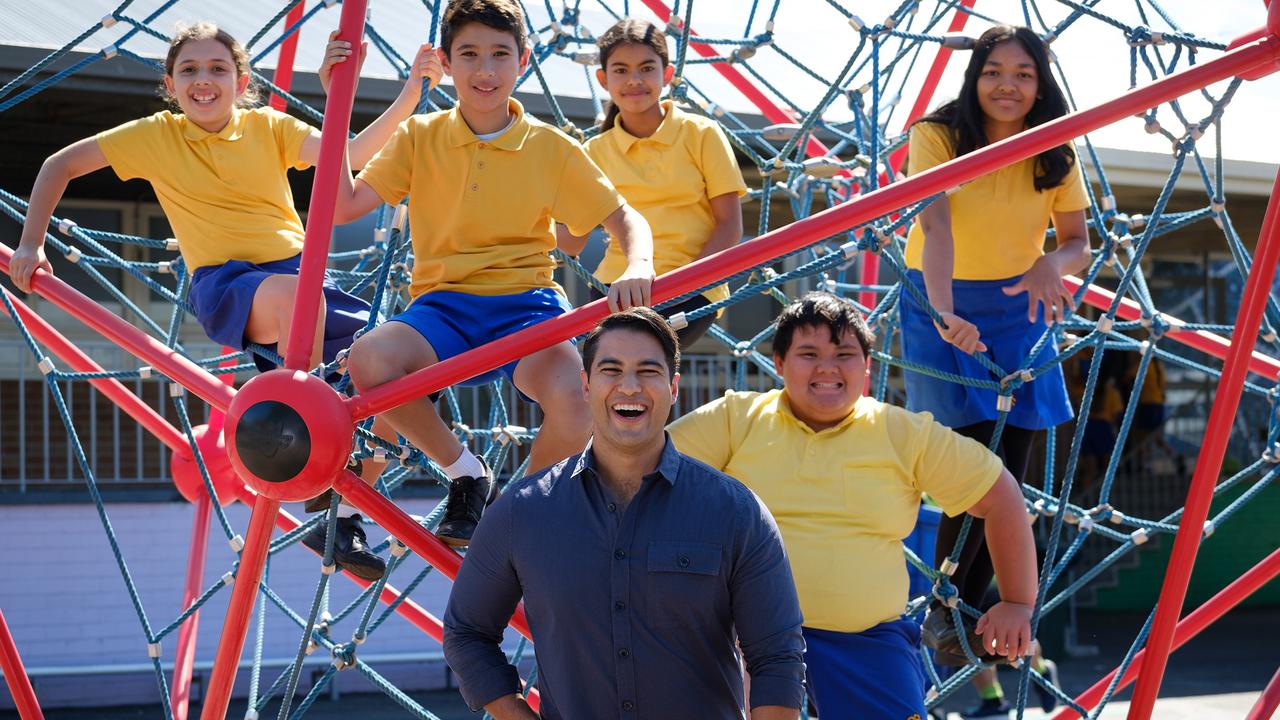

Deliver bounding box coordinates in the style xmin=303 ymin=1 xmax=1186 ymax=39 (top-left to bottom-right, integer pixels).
xmin=346 ymin=32 xmax=1280 ymax=421
xmin=199 ymin=495 xmax=280 ymax=720
xmin=331 ymin=471 xmax=533 ymax=637
xmin=0 ymin=287 xmax=192 ymax=452
xmin=282 ymin=0 xmax=366 ymax=370
xmin=1054 ymin=546 xmax=1280 ymax=720
xmin=0 ymin=247 xmax=235 ymax=412
xmin=269 ymin=2 xmax=306 ymax=112
xmin=0 ymin=609 xmax=44 ymax=720
xmin=1125 ymin=164 xmax=1280 ymax=719
xmin=1246 ymin=667 xmax=1280 ymax=720
xmin=171 ymin=493 xmax=212 ymax=720
xmin=1064 ymin=276 xmax=1280 ymax=381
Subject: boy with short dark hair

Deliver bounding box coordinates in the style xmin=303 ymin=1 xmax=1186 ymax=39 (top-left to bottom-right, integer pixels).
xmin=333 ymin=0 xmax=655 ymax=545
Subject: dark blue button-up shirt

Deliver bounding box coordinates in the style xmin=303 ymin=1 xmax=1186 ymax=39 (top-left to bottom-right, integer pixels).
xmin=443 ymin=437 xmax=806 ymax=719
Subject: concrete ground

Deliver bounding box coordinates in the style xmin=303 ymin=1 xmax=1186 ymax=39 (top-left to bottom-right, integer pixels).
xmin=4 ymin=608 xmax=1275 ymax=719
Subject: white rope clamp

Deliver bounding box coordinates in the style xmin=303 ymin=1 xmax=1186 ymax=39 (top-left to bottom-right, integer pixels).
xmin=64 ymin=247 xmax=82 ymax=264
xmin=147 ymin=642 xmax=162 ymax=658
xmin=761 ymin=123 xmax=803 ymax=142
xmin=801 ymin=157 xmax=845 ymax=179
xmin=1101 ymin=194 xmax=1116 ymax=212
xmin=37 ymin=357 xmax=56 ymax=376
xmin=667 ymin=312 xmax=689 ymax=330
xmin=1096 ymin=316 xmax=1114 ymax=334
xmin=165 ymin=238 xmax=179 ymax=251
xmin=1130 ymin=528 xmax=1149 ymax=545
xmin=847 ymin=15 xmax=866 ymax=31
xmin=571 ymin=50 xmax=599 ymax=65
xmin=169 ymin=383 xmax=186 ymax=398
xmin=139 ymin=366 xmax=153 ymax=379
xmin=100 ymin=14 xmax=117 ymax=28
xmin=938 ymin=558 xmax=958 ymax=576
xmin=1110 ymin=509 xmax=1127 ymax=524
xmin=389 ymin=538 xmax=407 ymax=558
xmin=157 ymin=261 xmax=173 ymax=274
xmin=840 ymin=240 xmax=860 ymax=260
xmin=245 ymin=711 xmax=259 ymax=720
xmin=229 ymin=535 xmax=244 ymax=552
xmin=101 ymin=44 xmax=118 ymax=60
xmin=491 ymin=425 xmax=527 ymax=446
xmin=1202 ymin=520 xmax=1215 ymax=538
xmin=393 ymin=203 xmax=408 ymax=233
xmin=1078 ymin=516 xmax=1095 ymax=534
xmin=221 ymin=571 xmax=235 ymax=586
xmin=940 ymin=33 xmax=975 ymax=50
xmin=996 ymin=394 xmax=1013 ymax=413
xmin=321 ymin=561 xmax=337 ymax=575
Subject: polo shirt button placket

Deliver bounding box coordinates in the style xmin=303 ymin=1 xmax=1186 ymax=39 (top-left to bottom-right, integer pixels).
xmin=618 ymin=648 xmax=630 ymax=659
xmin=622 ymin=700 xmax=635 ymax=712
xmin=614 ymin=549 xmax=626 ymax=560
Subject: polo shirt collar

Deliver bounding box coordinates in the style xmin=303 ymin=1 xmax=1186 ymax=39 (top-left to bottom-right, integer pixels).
xmin=609 ymin=99 xmax=679 ymax=153
xmin=776 ymin=388 xmax=863 ymax=435
xmin=571 ymin=434 xmax=682 ymax=486
xmin=182 ymin=108 xmax=245 ymax=142
xmin=446 ymin=97 xmax=531 ymax=150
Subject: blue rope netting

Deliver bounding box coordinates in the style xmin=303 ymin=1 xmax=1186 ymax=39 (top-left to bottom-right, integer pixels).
xmin=2 ymin=1 xmax=1278 ymax=718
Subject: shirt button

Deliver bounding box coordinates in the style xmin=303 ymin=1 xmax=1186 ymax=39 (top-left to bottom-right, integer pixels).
xmin=614 ymin=549 xmax=626 ymax=560
xmin=477 ymin=161 xmax=485 ymax=169
xmin=622 ymin=701 xmax=635 ymax=711
xmin=678 ymin=556 xmax=691 ymax=568
xmin=615 ymin=600 xmax=626 ymax=611
xmin=618 ymin=648 xmax=630 ymax=659
xmin=607 ymin=502 xmax=617 ymax=513
xmin=478 ymin=142 xmax=487 ymax=149
xmin=471 ymin=183 xmax=479 ymax=191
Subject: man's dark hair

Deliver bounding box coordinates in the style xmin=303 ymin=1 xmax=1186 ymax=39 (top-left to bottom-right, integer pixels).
xmin=582 ymin=307 xmax=681 ymax=379
xmin=441 ymin=0 xmax=527 ymax=58
xmin=772 ymin=292 xmax=874 ymax=358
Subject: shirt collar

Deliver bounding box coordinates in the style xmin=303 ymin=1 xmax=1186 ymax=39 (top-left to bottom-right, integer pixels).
xmin=609 ymin=99 xmax=679 ymax=153
xmin=571 ymin=433 xmax=682 ymax=486
xmin=446 ymin=97 xmax=531 ymax=150
xmin=182 ymin=108 xmax=245 ymax=142
xmin=776 ymin=388 xmax=864 ymax=436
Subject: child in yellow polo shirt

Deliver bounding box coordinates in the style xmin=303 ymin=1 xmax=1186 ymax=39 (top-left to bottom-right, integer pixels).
xmin=11 ymin=21 xmax=442 ymax=582
xmin=669 ymin=292 xmax=1039 ymax=719
xmin=558 ymin=18 xmax=746 ymax=347
xmin=333 ymin=0 xmax=655 ymax=546
xmin=898 ymin=26 xmax=1091 ymax=716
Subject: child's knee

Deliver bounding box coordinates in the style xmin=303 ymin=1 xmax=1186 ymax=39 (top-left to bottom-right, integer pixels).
xmin=347 ymin=334 xmax=401 ymax=390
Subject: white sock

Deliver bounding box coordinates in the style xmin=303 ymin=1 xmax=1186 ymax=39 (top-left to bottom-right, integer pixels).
xmin=441 ymin=448 xmax=484 ymax=480
xmin=336 ymin=503 xmax=359 ymax=519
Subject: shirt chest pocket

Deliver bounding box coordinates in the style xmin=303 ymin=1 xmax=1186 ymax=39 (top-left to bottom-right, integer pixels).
xmin=643 ymin=541 xmax=724 ymax=629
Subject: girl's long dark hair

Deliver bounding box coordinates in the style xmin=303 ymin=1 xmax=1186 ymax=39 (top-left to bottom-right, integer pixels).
xmin=917 ymin=25 xmax=1074 ymax=191
xmin=596 ymin=18 xmax=670 ymax=132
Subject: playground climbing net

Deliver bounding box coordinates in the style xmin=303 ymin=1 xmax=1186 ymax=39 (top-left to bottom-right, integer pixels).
xmin=1 ymin=1 xmax=1278 ymax=718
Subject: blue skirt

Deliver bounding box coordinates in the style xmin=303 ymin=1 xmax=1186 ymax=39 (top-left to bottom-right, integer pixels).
xmin=898 ymin=269 xmax=1072 ymax=430
xmin=189 ymin=255 xmax=371 ymax=373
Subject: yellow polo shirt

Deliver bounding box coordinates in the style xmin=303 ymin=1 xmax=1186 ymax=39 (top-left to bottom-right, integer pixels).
xmin=586 ymin=102 xmax=746 ymax=304
xmin=96 ymin=108 xmax=312 ymax=272
xmin=668 ymin=389 xmax=1002 ymax=633
xmin=904 ymin=121 xmax=1090 ymax=281
xmin=358 ymin=99 xmax=624 ymax=298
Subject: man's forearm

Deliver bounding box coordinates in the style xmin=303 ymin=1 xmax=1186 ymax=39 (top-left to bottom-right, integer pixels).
xmin=751 ymin=705 xmax=799 ymax=720
xmin=483 ymin=694 xmax=539 ymax=720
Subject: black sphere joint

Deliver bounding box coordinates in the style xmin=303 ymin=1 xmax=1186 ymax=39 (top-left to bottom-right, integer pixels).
xmin=234 ymin=400 xmax=311 ymax=483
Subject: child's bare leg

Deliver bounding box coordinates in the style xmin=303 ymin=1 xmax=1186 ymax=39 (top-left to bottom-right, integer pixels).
xmin=513 ymin=341 xmax=592 ymax=474
xmin=356 ymin=416 xmax=397 ymax=487
xmin=347 ymin=322 xmax=467 ymax=466
xmin=246 ymin=273 xmax=326 ymax=368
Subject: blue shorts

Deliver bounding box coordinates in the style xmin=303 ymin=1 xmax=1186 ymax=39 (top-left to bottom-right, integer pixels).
xmin=388 ymin=288 xmax=573 ymax=389
xmin=803 ymin=619 xmax=927 ymax=719
xmin=189 ymin=255 xmax=372 ymax=373
xmin=1135 ymin=403 xmax=1165 ymax=431
xmin=899 ymin=269 xmax=1073 ymax=430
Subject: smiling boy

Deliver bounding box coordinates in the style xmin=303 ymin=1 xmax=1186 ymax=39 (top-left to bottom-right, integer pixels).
xmin=332 ymin=0 xmax=655 ymax=546
xmin=668 ymin=292 xmax=1039 ymax=719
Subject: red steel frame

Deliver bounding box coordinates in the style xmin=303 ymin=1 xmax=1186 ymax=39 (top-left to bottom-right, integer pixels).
xmin=1245 ymin=666 xmax=1280 ymax=720
xmin=0 ymin=608 xmax=44 ymax=720
xmin=1 ymin=2 xmax=1279 ymax=717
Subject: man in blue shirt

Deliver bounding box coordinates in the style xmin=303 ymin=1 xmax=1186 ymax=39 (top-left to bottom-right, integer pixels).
xmin=443 ymin=307 xmax=806 ymax=720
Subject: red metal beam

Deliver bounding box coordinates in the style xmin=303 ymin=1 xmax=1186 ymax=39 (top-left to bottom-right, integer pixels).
xmin=0 ymin=247 xmax=235 ymax=413
xmin=1053 ymin=546 xmax=1280 ymax=719
xmin=346 ymin=31 xmax=1280 ymax=421
xmin=1125 ymin=164 xmax=1280 ymax=719
xmin=1245 ymin=667 xmax=1280 ymax=720
xmin=282 ymin=0 xmax=365 ymax=370
xmin=170 ymin=494 xmax=211 ymax=720
xmin=269 ymin=2 xmax=307 ymax=112
xmin=0 ymin=286 xmax=191 ymax=452
xmin=1065 ymin=277 xmax=1280 ymax=381
xmin=0 ymin=608 xmax=44 ymax=720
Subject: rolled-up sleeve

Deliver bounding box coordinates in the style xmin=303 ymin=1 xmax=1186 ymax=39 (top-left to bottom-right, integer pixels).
xmin=730 ymin=487 xmax=807 ymax=709
xmin=442 ymin=493 xmax=525 ymax=710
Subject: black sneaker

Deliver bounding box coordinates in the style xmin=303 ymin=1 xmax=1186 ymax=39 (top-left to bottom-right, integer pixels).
xmin=435 ymin=458 xmax=498 ymax=547
xmin=1033 ymin=658 xmax=1060 ymax=712
xmin=301 ymin=515 xmax=387 ymax=581
xmin=301 ymin=458 xmax=363 ymax=513
xmin=922 ymin=607 xmax=1015 ymax=667
xmin=961 ymin=697 xmax=1011 ymax=719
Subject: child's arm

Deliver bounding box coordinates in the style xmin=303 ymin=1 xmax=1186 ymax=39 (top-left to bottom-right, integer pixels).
xmin=10 ymin=138 xmax=109 ymax=293
xmin=302 ymin=34 xmax=442 ymax=170
xmin=1001 ymin=208 xmax=1089 ymax=324
xmin=596 ymin=204 xmax=654 ymax=311
xmin=919 ymin=198 xmax=986 ymax=353
xmin=696 ymin=192 xmax=743 ymax=261
xmin=331 ymin=141 xmax=387 ymax=224
xmin=965 ymin=468 xmax=1038 ymax=661
xmin=554 ymin=223 xmax=591 ymax=257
